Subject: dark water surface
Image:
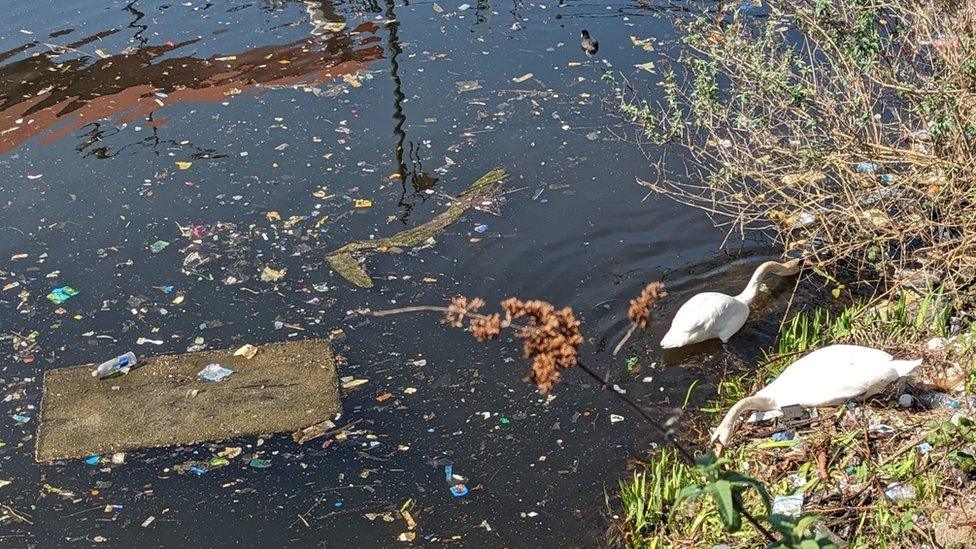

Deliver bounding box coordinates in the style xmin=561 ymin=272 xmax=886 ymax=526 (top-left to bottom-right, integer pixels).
xmin=0 ymin=0 xmax=782 ymax=546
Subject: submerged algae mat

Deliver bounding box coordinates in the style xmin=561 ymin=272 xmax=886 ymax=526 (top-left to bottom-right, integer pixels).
xmin=36 ymin=340 xmax=341 ymax=462
xmin=327 ymin=166 xmax=507 ymax=288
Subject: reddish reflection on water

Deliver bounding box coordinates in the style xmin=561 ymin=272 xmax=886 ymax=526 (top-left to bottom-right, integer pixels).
xmin=0 ymin=22 xmax=383 ymax=155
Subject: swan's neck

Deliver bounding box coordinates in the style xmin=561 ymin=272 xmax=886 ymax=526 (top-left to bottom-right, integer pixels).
xmin=711 ymin=395 xmax=777 ymax=446
xmin=734 ymin=260 xmax=799 ymax=305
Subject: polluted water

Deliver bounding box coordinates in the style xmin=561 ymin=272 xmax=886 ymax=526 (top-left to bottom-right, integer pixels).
xmin=0 ymin=0 xmax=788 ymax=546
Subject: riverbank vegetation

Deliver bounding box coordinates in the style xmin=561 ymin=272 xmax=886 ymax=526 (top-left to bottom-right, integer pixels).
xmin=622 ymin=0 xmax=976 ymax=302
xmin=611 ymin=294 xmax=976 ymax=547
xmin=609 ymin=0 xmax=976 ymax=546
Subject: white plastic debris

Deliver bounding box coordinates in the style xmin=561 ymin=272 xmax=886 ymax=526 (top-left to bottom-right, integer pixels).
xmin=772 ymin=493 xmax=804 ymax=516
xmin=198 ymin=363 xmax=234 ymax=382
xmin=884 ymin=482 xmax=916 ymax=502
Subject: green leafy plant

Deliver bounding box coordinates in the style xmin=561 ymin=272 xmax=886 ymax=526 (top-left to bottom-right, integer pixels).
xmin=768 ymin=514 xmax=837 ymax=549
xmin=672 ymin=452 xmax=839 ymax=547
xmin=674 ymin=452 xmax=771 ymax=532
xmin=927 ymin=416 xmax=976 ymax=447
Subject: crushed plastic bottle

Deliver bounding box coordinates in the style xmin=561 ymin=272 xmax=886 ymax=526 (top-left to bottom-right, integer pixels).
xmin=92 ymin=352 xmax=137 ymax=379
xmin=919 ymin=392 xmax=961 ymax=410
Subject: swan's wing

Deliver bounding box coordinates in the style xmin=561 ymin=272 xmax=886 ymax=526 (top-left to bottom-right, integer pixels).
xmin=758 ymin=345 xmax=899 ymax=407
xmin=806 ymin=344 xmax=894 ymax=363
xmin=669 ymin=292 xmax=740 ymax=333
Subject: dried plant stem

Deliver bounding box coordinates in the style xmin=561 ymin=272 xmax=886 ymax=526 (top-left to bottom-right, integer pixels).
xmin=612 ymin=323 xmax=639 ymax=357
xmin=574 ymin=360 xmax=688 ymax=456
xmin=742 ymin=509 xmax=776 ymax=542
xmin=370 ymin=305 xmax=475 ymax=317
xmin=1 ymin=504 xmax=32 ymax=525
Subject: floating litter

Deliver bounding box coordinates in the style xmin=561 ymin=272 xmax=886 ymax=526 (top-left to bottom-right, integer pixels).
xmin=450 ymin=484 xmax=469 ymax=497
xmin=46 ymin=285 xmax=79 ymax=305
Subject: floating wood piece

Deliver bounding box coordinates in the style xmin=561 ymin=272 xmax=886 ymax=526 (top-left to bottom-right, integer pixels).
xmin=36 ymin=340 xmax=341 ymax=462
xmin=292 ymin=418 xmax=361 ymax=445
xmin=326 ymin=166 xmax=507 ymax=287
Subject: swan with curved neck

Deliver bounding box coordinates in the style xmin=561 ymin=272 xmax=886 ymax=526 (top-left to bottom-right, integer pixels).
xmin=660 ymin=259 xmax=801 ymax=349
xmin=711 ymin=344 xmax=921 ymax=449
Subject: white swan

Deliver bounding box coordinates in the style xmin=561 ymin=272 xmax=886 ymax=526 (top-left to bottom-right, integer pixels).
xmin=711 ymin=344 xmax=922 ymax=447
xmin=660 ymin=259 xmax=801 ymax=348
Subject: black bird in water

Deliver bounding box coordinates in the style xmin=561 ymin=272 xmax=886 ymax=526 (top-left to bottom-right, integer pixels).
xmin=580 ymin=29 xmax=598 ymax=55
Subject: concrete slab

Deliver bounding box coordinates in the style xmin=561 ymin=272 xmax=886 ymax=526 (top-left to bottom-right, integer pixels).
xmin=36 ymin=340 xmax=341 ymax=462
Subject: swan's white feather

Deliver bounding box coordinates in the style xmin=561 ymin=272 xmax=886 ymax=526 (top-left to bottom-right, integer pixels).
xmin=711 ymin=344 xmax=922 ymax=446
xmin=660 ymin=292 xmax=748 ymax=348
xmin=756 ymin=345 xmax=909 ymax=407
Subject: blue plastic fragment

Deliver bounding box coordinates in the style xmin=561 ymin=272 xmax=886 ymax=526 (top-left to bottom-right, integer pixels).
xmin=85 ymin=455 xmax=100 ymax=465
xmin=856 ymin=162 xmax=878 ymax=173
xmin=772 ymin=431 xmax=793 ymax=442
xmin=46 ymin=285 xmax=79 ymax=305
xmin=450 ymin=484 xmax=469 ymax=498
xmin=474 ymin=224 xmax=488 ymax=234
xmin=163 ymin=285 xmax=175 ymax=293
xmin=444 ymin=464 xmax=453 ymax=482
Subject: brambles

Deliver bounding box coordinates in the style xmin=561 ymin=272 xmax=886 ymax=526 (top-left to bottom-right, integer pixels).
xmin=441 ymin=296 xmax=583 ymax=393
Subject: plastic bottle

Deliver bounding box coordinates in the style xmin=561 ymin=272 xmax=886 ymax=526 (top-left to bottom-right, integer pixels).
xmin=92 ymin=352 xmax=137 ymax=379
xmin=919 ymin=392 xmax=961 ymax=410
